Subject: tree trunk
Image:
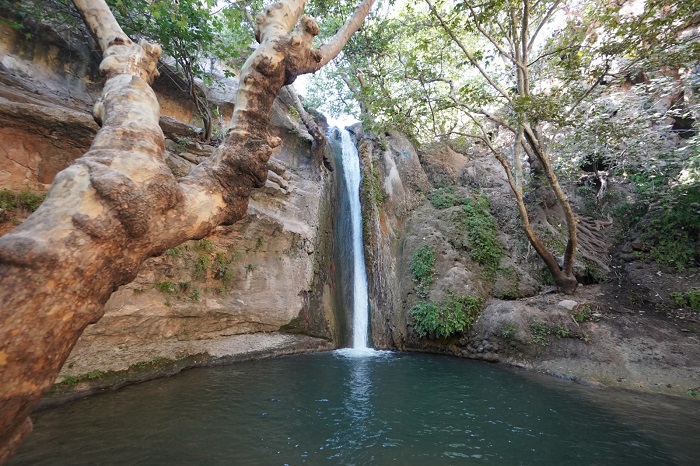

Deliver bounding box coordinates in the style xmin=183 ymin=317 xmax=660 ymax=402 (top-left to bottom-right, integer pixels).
xmin=0 ymin=0 xmax=375 ymax=461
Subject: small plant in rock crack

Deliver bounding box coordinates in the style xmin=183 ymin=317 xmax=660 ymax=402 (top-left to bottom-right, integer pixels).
xmin=671 ymin=289 xmax=700 ymax=312
xmin=194 ymin=255 xmax=211 ymax=279
xmin=529 ymin=321 xmax=552 ymax=347
xmin=498 ymin=323 xmax=518 ymax=340
xmin=573 ymin=304 xmax=593 ymax=323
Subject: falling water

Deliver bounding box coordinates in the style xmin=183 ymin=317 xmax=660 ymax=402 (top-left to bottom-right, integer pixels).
xmin=338 ymin=128 xmax=370 ymax=349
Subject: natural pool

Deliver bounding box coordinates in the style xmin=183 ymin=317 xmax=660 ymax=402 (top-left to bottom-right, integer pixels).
xmin=11 ymin=351 xmax=700 ymax=465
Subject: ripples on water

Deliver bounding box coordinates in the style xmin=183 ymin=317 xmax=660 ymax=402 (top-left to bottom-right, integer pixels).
xmin=12 ymin=352 xmax=700 ymax=465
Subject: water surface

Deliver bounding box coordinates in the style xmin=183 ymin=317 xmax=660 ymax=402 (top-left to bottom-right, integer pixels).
xmin=12 ymin=352 xmax=700 ymax=465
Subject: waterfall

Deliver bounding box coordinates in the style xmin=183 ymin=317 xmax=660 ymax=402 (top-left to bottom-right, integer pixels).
xmin=336 ymin=128 xmax=370 ymax=349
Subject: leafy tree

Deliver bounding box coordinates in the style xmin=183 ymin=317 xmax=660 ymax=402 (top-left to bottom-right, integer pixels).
xmin=311 ymin=0 xmax=699 ymax=288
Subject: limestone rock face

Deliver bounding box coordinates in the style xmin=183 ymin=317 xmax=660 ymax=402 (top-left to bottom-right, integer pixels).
xmin=363 ymin=138 xmax=543 ymax=349
xmin=355 ymin=128 xmax=431 ymax=349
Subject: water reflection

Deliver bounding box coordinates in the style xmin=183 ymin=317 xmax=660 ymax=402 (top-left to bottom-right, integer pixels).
xmin=347 ymin=357 xmax=371 ymax=421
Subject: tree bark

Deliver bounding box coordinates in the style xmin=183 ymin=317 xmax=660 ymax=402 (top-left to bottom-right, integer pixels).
xmin=0 ymin=0 xmax=375 ymax=461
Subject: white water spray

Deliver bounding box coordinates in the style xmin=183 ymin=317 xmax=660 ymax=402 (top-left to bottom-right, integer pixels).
xmin=339 ymin=129 xmax=370 ymax=349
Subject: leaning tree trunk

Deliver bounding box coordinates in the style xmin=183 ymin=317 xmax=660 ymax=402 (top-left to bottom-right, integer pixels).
xmin=0 ymin=0 xmax=374 ymax=461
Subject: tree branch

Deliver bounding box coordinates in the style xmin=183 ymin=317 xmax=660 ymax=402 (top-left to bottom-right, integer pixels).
xmin=426 ymin=0 xmax=515 ymax=106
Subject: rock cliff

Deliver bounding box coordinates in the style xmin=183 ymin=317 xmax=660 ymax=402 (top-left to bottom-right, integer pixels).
xmin=361 ymin=128 xmax=700 ymax=398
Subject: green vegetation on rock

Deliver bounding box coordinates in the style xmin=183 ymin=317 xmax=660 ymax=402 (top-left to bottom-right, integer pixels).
xmin=461 ymin=197 xmax=503 ymax=278
xmin=428 ymin=185 xmax=465 ymax=209
xmin=411 ymin=294 xmax=483 ymax=339
xmin=671 ymin=289 xmax=700 ymax=312
xmin=0 ymin=189 xmax=45 ymax=212
xmin=411 ymin=244 xmax=435 ymax=299
xmin=60 ymin=370 xmax=105 ymax=385
xmin=410 ymin=243 xmax=482 ymax=339
xmin=0 ymin=189 xmax=45 ymax=223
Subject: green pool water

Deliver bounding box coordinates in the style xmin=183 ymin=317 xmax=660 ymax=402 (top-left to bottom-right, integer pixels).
xmin=11 ymin=351 xmax=700 ymax=465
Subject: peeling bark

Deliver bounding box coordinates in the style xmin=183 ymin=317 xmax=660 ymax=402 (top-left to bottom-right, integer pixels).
xmin=0 ymin=0 xmax=375 ymax=461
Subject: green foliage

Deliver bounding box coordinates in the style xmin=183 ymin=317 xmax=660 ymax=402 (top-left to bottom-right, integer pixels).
xmin=411 ymin=294 xmax=483 ymax=339
xmin=361 ymin=157 xmax=384 ymax=210
xmin=498 ymin=323 xmax=517 ymax=340
xmin=428 ymin=185 xmax=465 ymax=209
xmin=213 ymin=252 xmax=235 ymax=286
xmin=411 ymin=244 xmax=436 ymax=299
xmin=529 ymin=321 xmax=552 ymax=347
xmin=573 ymin=304 xmax=592 ymax=323
xmin=195 ymin=239 xmax=215 ymax=253
xmin=254 ymin=237 xmax=264 ymax=251
xmin=287 ymin=105 xmax=301 ymax=121
xmin=643 ymin=187 xmax=700 ymax=271
xmin=671 ymin=289 xmax=700 ymax=312
xmin=106 ymin=0 xmax=257 ymax=141
xmin=0 ymin=189 xmax=45 ymax=213
xmin=461 ymin=197 xmax=503 ymax=278
xmin=245 ymin=263 xmax=257 ymax=272
xmin=155 ymin=281 xmax=178 ymax=295
xmin=61 ymin=370 xmax=105 ymax=385
xmin=165 ymin=246 xmax=184 ymax=258
xmin=229 ymin=248 xmax=241 ymax=262
xmin=194 ymin=255 xmax=211 ymax=279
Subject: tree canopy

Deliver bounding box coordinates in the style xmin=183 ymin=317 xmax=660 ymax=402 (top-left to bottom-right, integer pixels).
xmin=307 ymin=0 xmax=699 ymax=280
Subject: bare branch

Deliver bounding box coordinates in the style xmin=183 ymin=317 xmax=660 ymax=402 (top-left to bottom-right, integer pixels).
xmin=527 ymin=0 xmax=562 ymax=53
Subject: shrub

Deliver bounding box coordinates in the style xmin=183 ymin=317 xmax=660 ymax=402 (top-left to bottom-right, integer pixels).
xmin=411 ymin=294 xmax=483 ymax=338
xmin=0 ymin=188 xmax=45 ymax=213
xmin=429 ymin=185 xmax=465 ymax=209
xmin=498 ymin=323 xmax=517 ymax=340
xmin=194 ymin=255 xmax=211 ymax=279
xmin=462 ymin=197 xmax=503 ymax=278
xmin=195 ymin=239 xmax=215 ymax=253
xmin=155 ymin=281 xmax=178 ymax=294
xmin=411 ymin=244 xmax=435 ymax=298
xmin=641 ymin=183 xmax=700 ymax=271
xmin=573 ymin=304 xmax=592 ymax=322
xmin=411 ymin=244 xmax=436 ymax=283
xmin=165 ymin=246 xmax=184 ymax=258
xmin=671 ymin=289 xmax=700 ymax=311
xmin=529 ymin=321 xmax=552 ymax=346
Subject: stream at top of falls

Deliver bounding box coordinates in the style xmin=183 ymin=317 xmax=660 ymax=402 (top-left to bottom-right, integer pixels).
xmin=11 ymin=351 xmax=700 ymax=465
